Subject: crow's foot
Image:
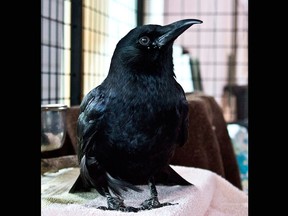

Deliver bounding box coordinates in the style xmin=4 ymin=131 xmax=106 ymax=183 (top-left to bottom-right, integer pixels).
xmin=140 ymin=196 xmax=176 ymax=210
xmin=97 ymin=197 xmax=139 ymax=212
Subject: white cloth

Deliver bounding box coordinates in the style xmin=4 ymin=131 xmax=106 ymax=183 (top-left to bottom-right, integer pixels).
xmin=41 ymin=165 xmax=248 ymax=216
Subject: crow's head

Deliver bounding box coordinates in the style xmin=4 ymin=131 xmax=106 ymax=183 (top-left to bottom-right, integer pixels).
xmin=111 ymin=19 xmax=202 ymax=73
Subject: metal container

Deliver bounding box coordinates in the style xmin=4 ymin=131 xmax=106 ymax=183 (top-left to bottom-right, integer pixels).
xmin=41 ymin=104 xmax=68 ymax=152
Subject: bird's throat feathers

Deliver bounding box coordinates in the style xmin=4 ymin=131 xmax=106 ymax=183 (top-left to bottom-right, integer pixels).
xmin=108 ymin=45 xmax=175 ymax=78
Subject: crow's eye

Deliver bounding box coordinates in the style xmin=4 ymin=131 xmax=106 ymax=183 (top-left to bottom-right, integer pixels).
xmin=139 ymin=36 xmax=150 ymax=46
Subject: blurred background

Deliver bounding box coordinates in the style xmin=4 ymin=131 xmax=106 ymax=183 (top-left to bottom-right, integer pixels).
xmin=41 ymin=0 xmax=248 ymax=192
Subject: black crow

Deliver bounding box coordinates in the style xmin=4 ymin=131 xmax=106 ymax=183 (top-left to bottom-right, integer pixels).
xmin=69 ymin=19 xmax=203 ymax=212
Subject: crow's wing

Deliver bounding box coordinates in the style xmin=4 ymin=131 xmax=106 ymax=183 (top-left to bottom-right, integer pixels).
xmin=69 ymin=86 xmax=107 ymax=194
xmin=152 ymin=84 xmax=191 ymax=187
xmin=76 ymin=86 xmax=107 ymax=160
xmin=177 ymin=97 xmax=189 ymax=147
xmin=175 ymin=83 xmax=189 ymax=147
xmin=69 ymin=86 xmax=142 ymax=196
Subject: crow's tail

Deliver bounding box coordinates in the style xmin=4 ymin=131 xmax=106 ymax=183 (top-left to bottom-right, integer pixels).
xmin=106 ymin=172 xmax=143 ymax=198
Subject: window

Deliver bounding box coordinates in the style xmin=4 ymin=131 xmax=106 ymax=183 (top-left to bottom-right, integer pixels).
xmin=41 ymin=0 xmax=72 ymax=105
xmin=41 ymin=0 xmax=138 ymax=106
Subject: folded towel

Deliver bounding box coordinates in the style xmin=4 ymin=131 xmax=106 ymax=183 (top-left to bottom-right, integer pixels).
xmin=41 ymin=165 xmax=248 ymax=216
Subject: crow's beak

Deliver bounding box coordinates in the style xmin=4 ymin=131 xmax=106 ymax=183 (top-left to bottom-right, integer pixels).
xmin=154 ymin=19 xmax=202 ymax=48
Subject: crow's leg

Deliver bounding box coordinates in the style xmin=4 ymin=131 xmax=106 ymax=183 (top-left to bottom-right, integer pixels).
xmin=97 ymin=187 xmax=139 ymax=212
xmin=140 ymin=177 xmax=176 ymax=210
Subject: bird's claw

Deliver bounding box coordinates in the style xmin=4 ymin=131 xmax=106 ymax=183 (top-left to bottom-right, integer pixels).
xmin=97 ymin=206 xmax=109 ymax=210
xmin=121 ymin=206 xmax=139 ymax=212
xmin=97 ymin=205 xmax=139 ymax=212
xmin=140 ymin=197 xmax=176 ymax=210
xmin=97 ymin=197 xmax=175 ymax=212
xmin=97 ymin=197 xmax=140 ymax=212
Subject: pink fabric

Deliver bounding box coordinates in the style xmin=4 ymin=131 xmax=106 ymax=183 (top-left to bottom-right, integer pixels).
xmin=41 ymin=166 xmax=248 ymax=216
